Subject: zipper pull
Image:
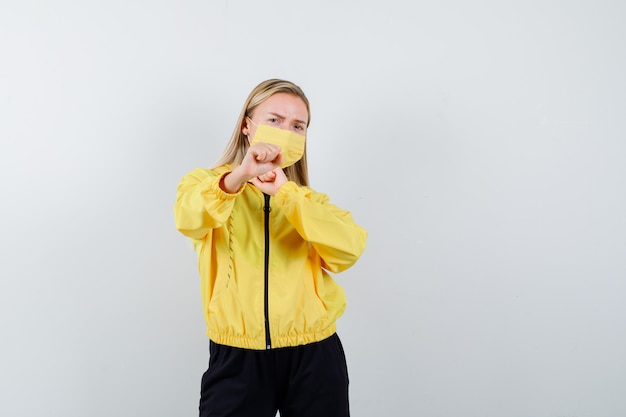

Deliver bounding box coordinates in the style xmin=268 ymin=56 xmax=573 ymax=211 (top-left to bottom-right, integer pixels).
xmin=263 ymin=193 xmax=271 ymax=212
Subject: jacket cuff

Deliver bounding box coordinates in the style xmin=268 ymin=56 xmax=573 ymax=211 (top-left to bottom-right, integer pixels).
xmin=274 ymin=181 xmax=301 ymax=204
xmin=205 ymin=171 xmax=246 ymax=200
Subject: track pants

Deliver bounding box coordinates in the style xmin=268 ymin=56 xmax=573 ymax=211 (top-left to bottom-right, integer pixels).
xmin=199 ymin=333 xmax=350 ymax=417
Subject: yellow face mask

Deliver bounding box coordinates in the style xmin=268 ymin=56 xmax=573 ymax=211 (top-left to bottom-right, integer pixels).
xmin=250 ymin=123 xmax=306 ymax=168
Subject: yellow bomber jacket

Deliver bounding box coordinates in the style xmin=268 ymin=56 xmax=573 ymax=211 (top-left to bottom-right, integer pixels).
xmin=174 ymin=166 xmax=367 ymax=350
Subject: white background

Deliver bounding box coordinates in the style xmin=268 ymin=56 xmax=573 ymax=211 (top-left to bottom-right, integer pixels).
xmin=1 ymin=1 xmax=625 ymax=416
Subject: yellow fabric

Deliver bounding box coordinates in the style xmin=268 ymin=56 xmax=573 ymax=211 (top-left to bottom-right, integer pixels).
xmin=251 ymin=124 xmax=305 ymax=168
xmin=174 ymin=166 xmax=368 ymax=350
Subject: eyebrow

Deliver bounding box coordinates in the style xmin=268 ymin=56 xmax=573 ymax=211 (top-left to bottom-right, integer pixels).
xmin=266 ymin=112 xmax=308 ymax=126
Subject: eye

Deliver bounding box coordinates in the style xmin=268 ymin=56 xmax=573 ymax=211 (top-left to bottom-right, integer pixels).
xmin=268 ymin=117 xmax=280 ymax=125
xmin=294 ymin=124 xmax=305 ymax=131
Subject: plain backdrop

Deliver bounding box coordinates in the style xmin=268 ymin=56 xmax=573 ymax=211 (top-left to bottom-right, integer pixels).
xmin=1 ymin=1 xmax=625 ymax=416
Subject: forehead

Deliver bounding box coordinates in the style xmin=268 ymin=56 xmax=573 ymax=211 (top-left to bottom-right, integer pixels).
xmin=254 ymin=93 xmax=308 ymax=120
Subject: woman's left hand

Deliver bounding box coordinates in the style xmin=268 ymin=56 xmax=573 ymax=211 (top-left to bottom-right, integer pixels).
xmin=251 ymin=168 xmax=288 ymax=196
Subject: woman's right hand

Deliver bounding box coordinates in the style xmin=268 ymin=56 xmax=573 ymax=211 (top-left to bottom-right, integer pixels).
xmin=242 ymin=142 xmax=284 ymax=178
xmin=220 ymin=142 xmax=284 ymax=193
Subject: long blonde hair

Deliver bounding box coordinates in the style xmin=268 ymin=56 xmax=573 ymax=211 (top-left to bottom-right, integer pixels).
xmin=212 ymin=79 xmax=311 ymax=186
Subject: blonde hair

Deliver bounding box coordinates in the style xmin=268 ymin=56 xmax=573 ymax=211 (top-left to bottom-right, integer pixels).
xmin=212 ymin=79 xmax=311 ymax=186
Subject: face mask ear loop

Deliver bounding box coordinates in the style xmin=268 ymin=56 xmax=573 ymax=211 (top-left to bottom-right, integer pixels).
xmin=244 ymin=116 xmax=256 ymax=142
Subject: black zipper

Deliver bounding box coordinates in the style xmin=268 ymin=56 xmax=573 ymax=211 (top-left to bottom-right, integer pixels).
xmin=263 ymin=193 xmax=272 ymax=349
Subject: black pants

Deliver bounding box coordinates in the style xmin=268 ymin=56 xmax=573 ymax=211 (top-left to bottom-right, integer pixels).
xmin=199 ymin=333 xmax=350 ymax=417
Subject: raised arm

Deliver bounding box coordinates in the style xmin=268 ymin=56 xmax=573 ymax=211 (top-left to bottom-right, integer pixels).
xmin=274 ymin=182 xmax=367 ymax=273
xmin=174 ymin=167 xmax=243 ymax=240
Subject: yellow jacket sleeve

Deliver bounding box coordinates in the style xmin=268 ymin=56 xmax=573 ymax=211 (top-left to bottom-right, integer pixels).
xmin=174 ymin=167 xmax=244 ymax=240
xmin=274 ymin=181 xmax=368 ymax=273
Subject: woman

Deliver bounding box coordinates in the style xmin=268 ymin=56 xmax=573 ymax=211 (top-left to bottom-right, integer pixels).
xmin=174 ymin=79 xmax=367 ymax=417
